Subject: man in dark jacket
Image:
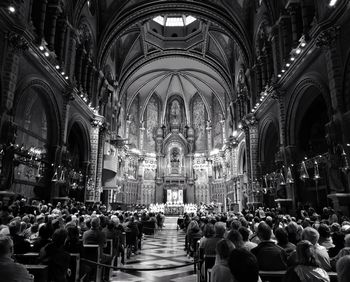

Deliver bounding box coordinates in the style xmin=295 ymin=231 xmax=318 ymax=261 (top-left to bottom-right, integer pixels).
xmin=251 ymin=221 xmax=287 ymax=271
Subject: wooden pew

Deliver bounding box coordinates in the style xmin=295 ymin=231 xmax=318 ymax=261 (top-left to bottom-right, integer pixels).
xmin=142 ymin=221 xmax=156 ymax=235
xmin=25 ymin=264 xmax=48 ymax=282
xmin=103 ymin=239 xmax=113 ymax=256
xmin=83 ymin=244 xmax=102 ymax=282
xmin=203 ymin=255 xmax=215 ymax=282
xmin=68 ymin=253 xmax=80 ymax=282
xmin=15 ymin=252 xmax=39 ymax=264
xmin=207 ymin=268 xmax=212 ymax=282
xmin=259 ymin=270 xmax=338 ymax=282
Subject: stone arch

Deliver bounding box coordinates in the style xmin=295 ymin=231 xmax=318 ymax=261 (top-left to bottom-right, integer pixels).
xmin=258 ymin=115 xmax=280 ymax=174
xmin=67 ymin=115 xmax=91 ymax=163
xmin=13 ymin=77 xmax=61 ymax=146
xmin=97 ymin=1 xmax=252 ymax=68
xmin=237 ymin=140 xmax=247 ymax=175
xmin=285 ymin=74 xmax=331 ymax=147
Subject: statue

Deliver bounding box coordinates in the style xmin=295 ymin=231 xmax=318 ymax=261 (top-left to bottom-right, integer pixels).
xmin=170 ymin=100 xmax=181 ymax=126
xmin=237 ymin=68 xmax=248 ymax=94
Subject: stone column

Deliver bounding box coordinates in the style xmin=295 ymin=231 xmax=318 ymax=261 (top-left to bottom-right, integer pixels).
xmin=260 ymin=56 xmax=267 ymax=87
xmin=287 ymin=3 xmax=300 ymax=46
xmin=61 ymin=88 xmax=74 ymax=144
xmin=67 ymin=29 xmax=78 ymax=79
xmin=75 ymin=46 xmax=84 ymax=89
xmin=87 ymin=63 xmax=94 ymax=100
xmin=248 ymin=123 xmax=259 ymax=182
xmin=44 ymin=3 xmax=60 ymax=51
xmin=86 ymin=120 xmax=101 ymax=202
xmin=139 ymin=123 xmax=145 ymax=151
xmin=55 ymin=16 xmax=67 ymax=64
xmin=95 ymin=127 xmax=106 ymax=202
xmin=253 ymin=63 xmax=262 ymax=94
xmin=270 ymin=25 xmax=281 ymax=77
xmin=82 ymin=55 xmax=90 ymax=92
xmin=125 ymin=118 xmax=131 ymax=140
xmin=1 ymin=32 xmax=28 ymax=125
xmin=206 ymin=121 xmax=212 ymax=152
xmin=36 ymin=0 xmax=48 ymax=41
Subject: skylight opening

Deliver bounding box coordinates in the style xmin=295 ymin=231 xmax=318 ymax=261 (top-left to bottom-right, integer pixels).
xmin=153 ymin=16 xmax=164 ymax=25
xmin=152 ymin=15 xmax=197 ymax=26
xmin=166 ymin=17 xmax=184 ymax=27
xmin=185 ymin=16 xmax=196 ymax=25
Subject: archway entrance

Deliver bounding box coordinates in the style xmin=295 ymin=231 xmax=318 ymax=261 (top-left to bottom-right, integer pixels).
xmin=294 ymin=90 xmax=330 ymax=209
xmin=66 ymin=123 xmax=89 ymax=202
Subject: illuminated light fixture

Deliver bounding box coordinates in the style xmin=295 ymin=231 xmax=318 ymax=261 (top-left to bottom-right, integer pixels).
xmin=65 ymin=76 xmax=69 ymax=80
xmin=260 ymin=97 xmax=263 ymax=101
xmin=278 ymin=74 xmax=282 ymax=78
xmin=300 ymin=42 xmax=306 ymax=47
xmin=286 ymin=63 xmax=290 ymax=67
xmin=61 ymin=71 xmax=65 ymax=75
xmin=55 ymin=65 xmax=60 ymax=69
xmin=39 ymin=45 xmax=44 ymax=51
xmin=347 ymin=144 xmax=350 ymax=147
xmin=251 ymin=109 xmax=255 ymax=113
xmin=290 ymin=57 xmax=295 ymax=61
xmin=238 ymin=122 xmax=242 ymax=129
xmin=80 ymin=94 xmax=84 ymax=98
xmin=296 ymin=48 xmax=301 ymax=54
xmin=44 ymin=51 xmax=49 ymax=57
xmin=281 ymin=69 xmax=286 ymax=73
xmin=300 ymin=161 xmax=309 ymax=180
xmin=329 ymin=0 xmax=338 ymax=6
xmin=8 ymin=6 xmax=15 ymax=13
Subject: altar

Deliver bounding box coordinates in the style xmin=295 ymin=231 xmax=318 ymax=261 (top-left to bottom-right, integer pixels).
xmin=164 ymin=203 xmax=184 ymax=215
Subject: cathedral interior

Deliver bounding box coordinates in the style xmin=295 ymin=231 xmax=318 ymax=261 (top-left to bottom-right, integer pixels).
xmin=1 ymin=0 xmax=350 ymax=215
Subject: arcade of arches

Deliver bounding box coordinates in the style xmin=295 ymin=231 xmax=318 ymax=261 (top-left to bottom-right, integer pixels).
xmin=1 ymin=0 xmax=350 ymax=215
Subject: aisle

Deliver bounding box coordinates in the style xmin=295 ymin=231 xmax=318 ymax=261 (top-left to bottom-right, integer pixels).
xmin=111 ymin=217 xmax=196 ymax=282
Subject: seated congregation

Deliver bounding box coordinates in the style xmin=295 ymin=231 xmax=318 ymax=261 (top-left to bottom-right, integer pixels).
xmin=182 ymin=207 xmax=350 ymax=282
xmin=0 ymin=199 xmax=161 ymax=282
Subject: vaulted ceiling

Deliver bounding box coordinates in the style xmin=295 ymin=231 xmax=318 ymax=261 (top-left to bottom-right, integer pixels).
xmin=84 ymin=0 xmax=256 ymax=119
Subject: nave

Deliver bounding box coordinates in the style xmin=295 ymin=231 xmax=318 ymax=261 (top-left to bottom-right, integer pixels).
xmin=111 ymin=217 xmax=196 ymax=282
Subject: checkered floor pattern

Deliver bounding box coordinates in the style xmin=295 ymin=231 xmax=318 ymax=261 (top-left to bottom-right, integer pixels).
xmin=111 ymin=217 xmax=196 ymax=282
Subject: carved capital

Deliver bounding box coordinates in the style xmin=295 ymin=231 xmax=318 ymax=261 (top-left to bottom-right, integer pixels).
xmin=316 ymin=26 xmax=340 ymax=49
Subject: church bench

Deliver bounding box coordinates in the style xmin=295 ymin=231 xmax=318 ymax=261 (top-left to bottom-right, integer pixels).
xmin=25 ymin=264 xmax=48 ymax=282
xmin=142 ymin=221 xmax=156 ymax=235
xmin=83 ymin=244 xmax=102 ymax=282
xmin=259 ymin=270 xmax=337 ymax=282
xmin=15 ymin=252 xmax=40 ymax=264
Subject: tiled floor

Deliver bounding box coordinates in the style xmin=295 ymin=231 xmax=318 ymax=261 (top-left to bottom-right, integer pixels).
xmin=111 ymin=217 xmax=196 ymax=282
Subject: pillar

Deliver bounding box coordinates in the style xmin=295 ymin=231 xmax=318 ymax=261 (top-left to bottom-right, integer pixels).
xmin=67 ymin=29 xmax=78 ymax=79
xmin=55 ymin=16 xmax=67 ymax=64
xmin=206 ymin=121 xmax=212 ymax=152
xmin=44 ymin=3 xmax=60 ymax=50
xmin=1 ymin=32 xmax=27 ymax=125
xmin=86 ymin=121 xmax=101 ymax=202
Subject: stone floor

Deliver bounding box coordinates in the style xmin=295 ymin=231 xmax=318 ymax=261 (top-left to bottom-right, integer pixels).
xmin=111 ymin=217 xmax=196 ymax=282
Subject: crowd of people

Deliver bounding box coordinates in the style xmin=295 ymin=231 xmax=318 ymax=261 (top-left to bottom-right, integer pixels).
xmin=1 ymin=196 xmax=350 ymax=282
xmin=0 ymin=198 xmax=164 ymax=282
xmin=182 ymin=206 xmax=350 ymax=282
